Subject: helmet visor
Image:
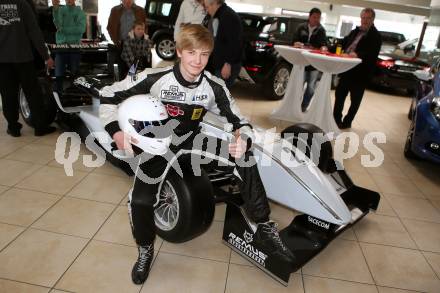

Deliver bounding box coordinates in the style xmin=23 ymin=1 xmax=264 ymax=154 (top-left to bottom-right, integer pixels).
xmin=130 ymin=119 xmax=171 ymax=139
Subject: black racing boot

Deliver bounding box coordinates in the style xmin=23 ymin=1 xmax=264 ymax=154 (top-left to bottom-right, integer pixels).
xmin=255 ymin=221 xmax=296 ymax=263
xmin=131 ymin=243 xmax=154 ymax=285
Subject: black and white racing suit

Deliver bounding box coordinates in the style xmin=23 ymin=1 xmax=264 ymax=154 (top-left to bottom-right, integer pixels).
xmin=99 ymin=63 xmax=271 ymax=246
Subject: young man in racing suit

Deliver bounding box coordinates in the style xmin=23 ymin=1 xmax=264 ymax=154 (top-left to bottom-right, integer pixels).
xmin=99 ymin=24 xmax=295 ymax=285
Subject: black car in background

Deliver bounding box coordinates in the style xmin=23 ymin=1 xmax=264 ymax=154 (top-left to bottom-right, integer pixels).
xmin=145 ymin=0 xmax=183 ymax=60
xmin=239 ymin=12 xmax=306 ymax=99
xmin=371 ymin=34 xmax=431 ymax=94
xmin=379 ymin=31 xmax=406 ymax=53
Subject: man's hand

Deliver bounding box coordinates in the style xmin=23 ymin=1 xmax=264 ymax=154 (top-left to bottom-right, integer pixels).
xmin=46 ymin=57 xmax=54 ymax=69
xmin=113 ymin=131 xmax=138 ymax=153
xmin=348 ymin=52 xmax=358 ymax=58
xmin=228 ymin=130 xmax=247 ymax=159
xmin=293 ymin=42 xmax=304 ymax=48
xmin=221 ymin=63 xmax=231 ymax=80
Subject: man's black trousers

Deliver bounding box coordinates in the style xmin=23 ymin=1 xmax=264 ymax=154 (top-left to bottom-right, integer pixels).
xmin=0 ymin=62 xmax=46 ymax=131
xmin=333 ymin=75 xmax=367 ymax=125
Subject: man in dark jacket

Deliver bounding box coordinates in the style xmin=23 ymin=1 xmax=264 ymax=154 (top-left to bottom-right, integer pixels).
xmin=204 ymin=0 xmax=242 ymax=88
xmin=107 ymin=0 xmax=146 ymax=79
xmin=293 ymin=8 xmax=327 ymax=112
xmin=0 ymin=0 xmax=56 ymax=137
xmin=333 ymin=8 xmax=382 ymax=129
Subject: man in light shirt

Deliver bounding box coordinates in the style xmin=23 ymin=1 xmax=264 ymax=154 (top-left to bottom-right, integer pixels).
xmin=174 ymin=0 xmax=206 ymax=40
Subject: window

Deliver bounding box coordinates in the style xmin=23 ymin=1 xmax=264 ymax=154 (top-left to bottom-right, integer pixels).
xmin=241 ymin=17 xmax=264 ymax=30
xmin=159 ymin=2 xmax=172 ymax=17
xmin=148 ymin=1 xmax=157 ymax=15
xmin=279 ymin=22 xmax=286 ymax=34
xmin=263 ymin=22 xmax=278 ymax=33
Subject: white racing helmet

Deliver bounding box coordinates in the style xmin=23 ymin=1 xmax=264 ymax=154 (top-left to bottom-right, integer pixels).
xmin=118 ymin=94 xmax=171 ymax=155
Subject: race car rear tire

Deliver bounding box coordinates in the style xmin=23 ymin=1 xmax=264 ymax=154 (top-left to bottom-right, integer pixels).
xmin=281 ymin=123 xmax=336 ymax=173
xmin=155 ymin=164 xmax=215 ymax=243
xmin=19 ymin=77 xmax=57 ymax=127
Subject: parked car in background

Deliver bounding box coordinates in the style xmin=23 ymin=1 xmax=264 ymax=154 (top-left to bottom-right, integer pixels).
xmin=379 ymin=31 xmax=406 ymax=53
xmin=404 ymin=59 xmax=440 ymax=164
xmin=145 ymin=0 xmax=183 ymax=60
xmin=239 ymin=12 xmax=307 ymax=100
xmin=371 ymin=37 xmax=431 ymax=94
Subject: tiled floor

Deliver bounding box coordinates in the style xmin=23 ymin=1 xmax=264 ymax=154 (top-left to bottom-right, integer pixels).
xmin=1 ymin=60 xmax=440 ymax=292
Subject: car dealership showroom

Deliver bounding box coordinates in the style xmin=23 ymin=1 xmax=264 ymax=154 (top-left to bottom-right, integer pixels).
xmin=1 ymin=0 xmax=440 ymax=292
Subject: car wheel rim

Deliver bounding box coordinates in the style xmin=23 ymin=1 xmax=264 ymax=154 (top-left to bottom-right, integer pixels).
xmin=19 ymin=88 xmax=31 ymax=119
xmin=158 ymin=40 xmax=175 ymax=58
xmin=154 ymin=180 xmax=179 ymax=231
xmin=273 ymin=67 xmax=290 ymax=96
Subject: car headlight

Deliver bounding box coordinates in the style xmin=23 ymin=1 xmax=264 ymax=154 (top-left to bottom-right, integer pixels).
xmin=432 ymin=97 xmax=440 ymax=120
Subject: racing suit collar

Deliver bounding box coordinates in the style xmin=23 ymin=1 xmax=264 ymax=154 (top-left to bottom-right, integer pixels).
xmin=173 ymin=62 xmax=204 ymax=89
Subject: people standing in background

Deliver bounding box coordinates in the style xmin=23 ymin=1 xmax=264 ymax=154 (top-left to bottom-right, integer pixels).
xmin=107 ymin=0 xmax=146 ymax=79
xmin=204 ymin=0 xmax=243 ymax=88
xmin=0 ymin=0 xmax=56 ymax=137
xmin=39 ymin=0 xmax=58 ymax=44
xmin=24 ymin=0 xmax=36 ymax=14
xmin=53 ymin=0 xmax=86 ymax=92
xmin=292 ymin=8 xmax=327 ymax=112
xmin=121 ymin=21 xmax=152 ymax=72
xmin=174 ymin=0 xmax=206 ymax=40
xmin=333 ymin=8 xmax=381 ymax=129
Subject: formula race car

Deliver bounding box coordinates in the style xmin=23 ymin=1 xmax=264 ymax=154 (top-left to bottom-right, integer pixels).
xmin=20 ymin=75 xmax=380 ymax=286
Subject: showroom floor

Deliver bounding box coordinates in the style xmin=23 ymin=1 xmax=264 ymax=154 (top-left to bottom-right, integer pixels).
xmin=1 ymin=64 xmax=440 ymax=292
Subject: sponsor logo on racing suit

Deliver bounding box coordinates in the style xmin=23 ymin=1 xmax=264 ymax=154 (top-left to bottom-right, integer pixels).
xmin=307 ymin=216 xmax=330 ymax=230
xmin=161 ymin=85 xmax=186 ymax=101
xmin=165 ymin=104 xmax=184 ymax=117
xmin=191 ymin=108 xmax=203 ymax=120
xmin=192 ymin=94 xmax=208 ymax=102
xmin=228 ymin=232 xmax=267 ymax=267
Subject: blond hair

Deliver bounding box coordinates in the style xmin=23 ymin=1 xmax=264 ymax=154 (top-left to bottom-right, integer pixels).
xmin=176 ymin=24 xmax=214 ymax=52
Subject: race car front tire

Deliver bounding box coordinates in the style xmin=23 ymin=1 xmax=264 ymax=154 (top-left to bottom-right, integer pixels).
xmin=154 ymin=165 xmax=215 ymax=243
xmin=19 ymin=77 xmax=57 ymax=127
